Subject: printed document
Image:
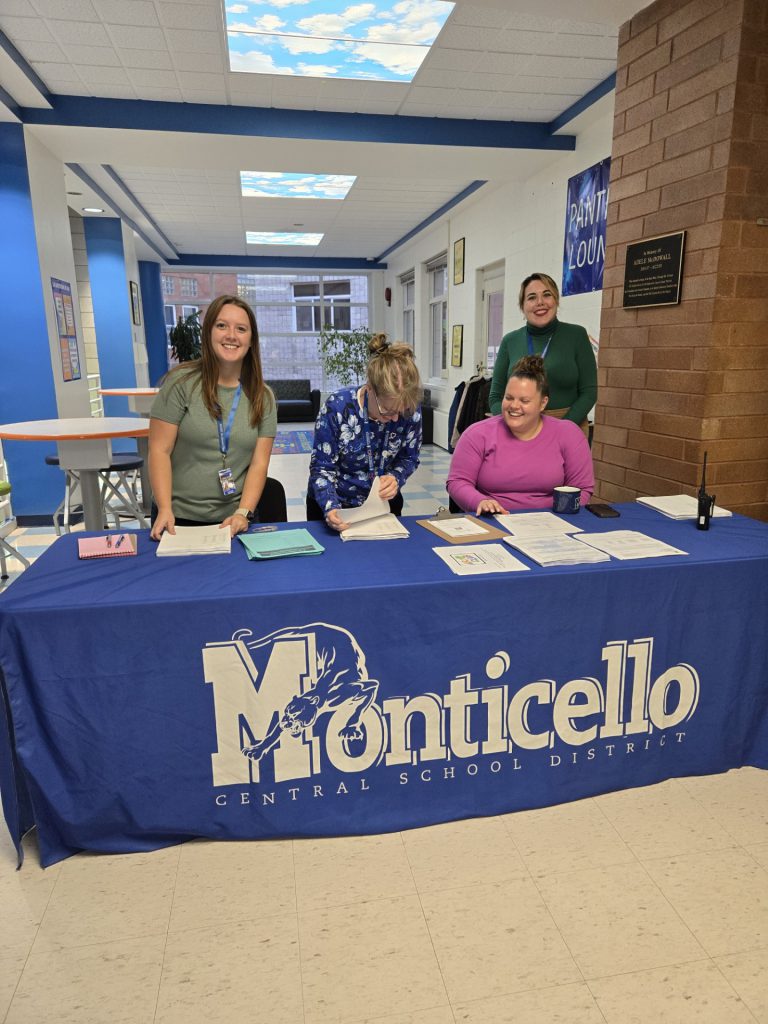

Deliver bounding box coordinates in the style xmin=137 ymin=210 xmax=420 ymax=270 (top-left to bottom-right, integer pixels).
xmin=576 ymin=530 xmax=688 ymax=560
xmin=338 ymin=478 xmax=410 ymax=541
xmin=433 ymin=543 xmax=529 ymax=576
xmin=156 ymin=525 xmax=231 ymax=556
xmin=495 ymin=511 xmax=583 ymax=537
xmin=503 ymin=534 xmax=609 ymax=567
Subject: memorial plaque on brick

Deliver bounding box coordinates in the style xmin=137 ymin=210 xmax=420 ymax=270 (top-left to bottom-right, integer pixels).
xmin=622 ymin=231 xmax=685 ymax=308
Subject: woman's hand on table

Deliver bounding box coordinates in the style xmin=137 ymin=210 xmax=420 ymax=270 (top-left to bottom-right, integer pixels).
xmin=222 ymin=513 xmax=250 ymax=537
xmin=377 ymin=474 xmax=399 ymax=501
xmin=150 ymin=509 xmax=175 ymax=541
xmin=476 ymin=498 xmax=506 ymax=516
xmin=325 ymin=509 xmax=349 ymax=532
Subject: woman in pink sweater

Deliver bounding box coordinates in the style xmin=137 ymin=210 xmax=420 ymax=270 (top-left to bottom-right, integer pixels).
xmin=447 ymin=355 xmax=594 ymax=515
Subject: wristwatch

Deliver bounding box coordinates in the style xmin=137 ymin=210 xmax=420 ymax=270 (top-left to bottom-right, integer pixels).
xmin=234 ymin=507 xmax=254 ymax=522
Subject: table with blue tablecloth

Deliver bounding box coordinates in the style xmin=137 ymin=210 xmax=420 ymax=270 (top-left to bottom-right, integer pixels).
xmin=1 ymin=505 xmax=768 ymax=867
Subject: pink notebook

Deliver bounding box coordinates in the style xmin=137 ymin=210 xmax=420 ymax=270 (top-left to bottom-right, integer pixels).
xmin=77 ymin=534 xmax=137 ymax=559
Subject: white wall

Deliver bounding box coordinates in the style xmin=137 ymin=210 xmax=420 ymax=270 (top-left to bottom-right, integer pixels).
xmin=381 ymin=96 xmax=614 ymax=449
xmin=25 ymin=130 xmax=91 ymax=417
xmin=121 ymin=222 xmax=150 ymax=387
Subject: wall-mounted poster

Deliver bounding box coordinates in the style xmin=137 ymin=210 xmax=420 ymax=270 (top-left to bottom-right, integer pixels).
xmin=130 ymin=281 xmax=141 ymax=325
xmin=623 ymin=232 xmax=686 ymax=308
xmin=453 ymin=237 xmax=465 ymax=286
xmin=562 ymin=158 xmax=611 ymax=297
xmin=451 ymin=324 xmax=463 ymax=367
xmin=50 ymin=277 xmax=81 ymax=382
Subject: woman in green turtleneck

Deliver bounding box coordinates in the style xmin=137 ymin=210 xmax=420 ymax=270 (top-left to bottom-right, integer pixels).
xmin=488 ymin=272 xmax=597 ymax=433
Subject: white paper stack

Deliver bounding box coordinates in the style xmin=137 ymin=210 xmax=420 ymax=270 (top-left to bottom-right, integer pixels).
xmin=338 ymin=477 xmax=410 ymax=541
xmin=156 ymin=525 xmax=231 ymax=556
xmin=503 ymin=534 xmax=609 ymax=567
xmin=637 ymin=495 xmax=732 ymax=520
xmin=495 ymin=511 xmax=582 ymax=537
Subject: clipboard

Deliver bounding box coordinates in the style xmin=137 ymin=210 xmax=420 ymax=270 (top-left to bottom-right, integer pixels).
xmin=416 ymin=513 xmax=507 ymax=544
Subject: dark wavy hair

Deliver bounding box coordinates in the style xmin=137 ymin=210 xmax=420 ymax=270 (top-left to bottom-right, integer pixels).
xmin=508 ymin=354 xmax=550 ymax=399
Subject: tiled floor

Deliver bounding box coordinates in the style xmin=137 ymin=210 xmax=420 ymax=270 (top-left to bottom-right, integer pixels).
xmin=2 ymin=438 xmax=768 ymax=1023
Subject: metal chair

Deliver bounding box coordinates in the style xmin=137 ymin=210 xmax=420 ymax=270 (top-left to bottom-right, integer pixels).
xmin=0 ymin=444 xmax=31 ymax=580
xmin=46 ymin=453 xmax=148 ymax=534
xmin=256 ymin=477 xmax=287 ymax=523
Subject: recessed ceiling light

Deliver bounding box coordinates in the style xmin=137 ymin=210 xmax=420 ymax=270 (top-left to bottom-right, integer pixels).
xmin=82 ymin=207 xmax=104 ymax=213
xmin=246 ymin=231 xmax=323 ymax=246
xmin=226 ymin=1 xmax=455 ymax=83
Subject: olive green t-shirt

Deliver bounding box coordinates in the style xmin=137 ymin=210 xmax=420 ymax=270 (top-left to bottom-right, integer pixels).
xmin=151 ymin=372 xmax=277 ymax=523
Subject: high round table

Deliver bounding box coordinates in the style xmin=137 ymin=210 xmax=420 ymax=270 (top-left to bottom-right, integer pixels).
xmin=100 ymin=387 xmax=159 ymax=417
xmin=0 ymin=418 xmax=150 ymax=531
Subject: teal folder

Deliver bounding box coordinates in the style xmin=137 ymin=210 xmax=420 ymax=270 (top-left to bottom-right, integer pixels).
xmin=238 ymin=528 xmax=325 ymax=560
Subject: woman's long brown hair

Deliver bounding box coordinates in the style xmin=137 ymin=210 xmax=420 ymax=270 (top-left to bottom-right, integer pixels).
xmin=169 ymin=294 xmax=272 ymax=427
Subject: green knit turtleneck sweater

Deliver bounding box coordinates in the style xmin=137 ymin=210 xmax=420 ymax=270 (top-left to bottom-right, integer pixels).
xmin=488 ymin=318 xmax=597 ymax=423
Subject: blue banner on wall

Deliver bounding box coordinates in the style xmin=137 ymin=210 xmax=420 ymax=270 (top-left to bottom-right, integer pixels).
xmin=562 ymin=158 xmax=611 ymax=297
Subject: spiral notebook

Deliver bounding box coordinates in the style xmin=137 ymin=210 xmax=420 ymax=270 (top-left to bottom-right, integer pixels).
xmin=78 ymin=534 xmax=137 ymax=559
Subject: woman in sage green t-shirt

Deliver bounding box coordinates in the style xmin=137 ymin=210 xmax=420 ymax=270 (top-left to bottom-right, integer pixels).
xmin=488 ymin=272 xmax=597 ymax=433
xmin=149 ymin=294 xmax=276 ymax=540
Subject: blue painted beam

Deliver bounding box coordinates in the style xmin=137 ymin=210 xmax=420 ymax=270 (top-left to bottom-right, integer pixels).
xmin=549 ymin=73 xmax=616 ymax=134
xmin=377 ymin=180 xmax=487 ymax=261
xmin=0 ymin=30 xmax=50 ymax=102
xmin=23 ymin=95 xmax=576 ymax=151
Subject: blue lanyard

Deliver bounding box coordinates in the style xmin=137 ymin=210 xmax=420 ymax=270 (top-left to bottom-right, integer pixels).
xmin=362 ymin=390 xmax=391 ymax=481
xmin=216 ymin=384 xmax=241 ymax=464
xmin=527 ymin=332 xmax=553 ymax=359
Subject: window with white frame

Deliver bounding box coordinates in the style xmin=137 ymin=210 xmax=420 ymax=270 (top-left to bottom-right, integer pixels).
xmin=293 ymin=279 xmax=351 ymax=332
xmin=180 ymin=277 xmax=198 ymax=298
xmin=162 ymin=275 xmax=175 ymax=296
xmin=400 ymin=272 xmax=415 ymax=347
xmin=426 ymin=256 xmax=448 ymax=378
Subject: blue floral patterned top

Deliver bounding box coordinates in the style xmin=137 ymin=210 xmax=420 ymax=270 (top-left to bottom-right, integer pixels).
xmin=308 ymin=387 xmax=422 ymax=513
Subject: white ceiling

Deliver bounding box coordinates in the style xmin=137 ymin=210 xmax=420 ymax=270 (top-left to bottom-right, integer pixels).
xmin=0 ymin=0 xmax=648 ymax=265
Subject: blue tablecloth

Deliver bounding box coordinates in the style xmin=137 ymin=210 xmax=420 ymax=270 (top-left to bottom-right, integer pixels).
xmin=2 ymin=505 xmax=768 ymax=866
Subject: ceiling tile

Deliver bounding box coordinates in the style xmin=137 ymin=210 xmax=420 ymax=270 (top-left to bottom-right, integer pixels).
xmin=159 ymin=3 xmax=220 ymax=30
xmin=47 ymin=18 xmax=111 ymax=46
xmin=125 ymin=67 xmax=178 ymax=88
xmin=92 ymin=0 xmax=159 ymax=26
xmin=32 ymin=0 xmax=98 ymax=17
xmin=17 ymin=39 xmax=68 ymax=62
xmin=173 ymin=50 xmax=225 ymax=73
xmin=116 ymin=49 xmax=174 ymax=70
xmin=163 ymin=28 xmax=220 ymax=54
xmin=0 ymin=15 xmax=55 ymax=41
xmin=60 ymin=43 xmax=120 ymax=66
xmin=76 ymin=64 xmax=130 ymax=85
xmin=105 ymin=25 xmax=169 ymax=50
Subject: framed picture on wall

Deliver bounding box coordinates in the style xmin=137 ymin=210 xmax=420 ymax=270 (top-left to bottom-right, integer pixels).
xmin=451 ymin=324 xmax=464 ymax=367
xmin=129 ymin=281 xmax=141 ymax=326
xmin=453 ymin=237 xmax=465 ymax=285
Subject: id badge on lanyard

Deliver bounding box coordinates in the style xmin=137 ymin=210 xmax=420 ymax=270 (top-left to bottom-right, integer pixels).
xmin=217 ymin=385 xmax=241 ymax=496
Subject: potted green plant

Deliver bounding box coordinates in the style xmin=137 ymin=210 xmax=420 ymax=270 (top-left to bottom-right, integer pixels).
xmin=317 ymin=325 xmax=371 ymax=387
xmin=169 ymin=309 xmax=202 ymax=363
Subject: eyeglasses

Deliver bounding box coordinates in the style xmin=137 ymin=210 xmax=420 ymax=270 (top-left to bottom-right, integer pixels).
xmin=371 ymin=390 xmax=400 ymax=419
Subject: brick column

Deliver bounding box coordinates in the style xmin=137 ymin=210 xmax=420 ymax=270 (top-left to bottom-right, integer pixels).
xmin=594 ymin=0 xmax=768 ymax=521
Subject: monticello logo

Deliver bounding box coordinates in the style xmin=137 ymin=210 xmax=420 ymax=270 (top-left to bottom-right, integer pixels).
xmin=203 ymin=623 xmax=700 ymax=788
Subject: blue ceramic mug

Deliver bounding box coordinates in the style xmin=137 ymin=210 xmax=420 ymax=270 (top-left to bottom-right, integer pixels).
xmin=553 ymin=486 xmax=580 ymax=514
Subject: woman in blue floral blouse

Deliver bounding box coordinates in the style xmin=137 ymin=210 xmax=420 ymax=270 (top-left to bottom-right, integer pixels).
xmin=307 ymin=335 xmax=423 ymax=531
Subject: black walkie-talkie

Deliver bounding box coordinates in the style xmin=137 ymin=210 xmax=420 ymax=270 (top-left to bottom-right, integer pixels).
xmin=697 ymin=451 xmax=715 ymax=531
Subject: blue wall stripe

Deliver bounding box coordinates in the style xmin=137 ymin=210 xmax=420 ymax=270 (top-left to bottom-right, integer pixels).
xmin=376 ymin=180 xmax=487 ymax=261
xmin=101 ymin=165 xmax=177 ymax=254
xmin=0 ymin=30 xmax=51 ymax=102
xmin=23 ymin=95 xmax=576 ymax=151
xmin=549 ymin=73 xmax=617 ymax=134
xmin=66 ymin=163 xmax=170 ymax=261
xmin=0 ymin=124 xmax=60 ymax=516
